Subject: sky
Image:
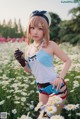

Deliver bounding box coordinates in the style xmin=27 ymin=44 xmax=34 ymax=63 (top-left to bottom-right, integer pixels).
xmin=0 ymin=0 xmax=79 ymax=29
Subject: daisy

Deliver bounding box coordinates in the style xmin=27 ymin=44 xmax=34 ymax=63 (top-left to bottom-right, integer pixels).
xmin=50 ymin=115 xmax=64 ymax=119
xmin=47 ymin=98 xmax=55 ymax=106
xmin=64 ymin=104 xmax=79 ymax=111
xmin=45 ymin=105 xmax=57 ymax=117
xmin=0 ymin=100 xmax=5 ymax=105
xmin=72 ymin=104 xmax=79 ymax=110
xmin=20 ymin=113 xmax=32 ymax=119
xmin=49 ymin=96 xmax=62 ymax=105
xmin=12 ymin=109 xmax=17 ymax=114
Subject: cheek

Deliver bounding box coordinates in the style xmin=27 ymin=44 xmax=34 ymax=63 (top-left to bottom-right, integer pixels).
xmin=40 ymin=30 xmax=44 ymax=35
xmin=40 ymin=32 xmax=44 ymax=38
xmin=30 ymin=29 xmax=33 ymax=34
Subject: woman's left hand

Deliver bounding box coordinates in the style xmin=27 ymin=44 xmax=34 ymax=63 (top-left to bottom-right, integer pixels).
xmin=51 ymin=78 xmax=63 ymax=91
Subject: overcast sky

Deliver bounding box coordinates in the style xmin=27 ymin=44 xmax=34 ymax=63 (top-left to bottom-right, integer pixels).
xmin=0 ymin=0 xmax=78 ymax=28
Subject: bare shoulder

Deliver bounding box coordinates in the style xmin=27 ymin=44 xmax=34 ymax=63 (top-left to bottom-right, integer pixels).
xmin=49 ymin=41 xmax=59 ymax=52
xmin=49 ymin=40 xmax=58 ymax=46
xmin=49 ymin=41 xmax=70 ymax=62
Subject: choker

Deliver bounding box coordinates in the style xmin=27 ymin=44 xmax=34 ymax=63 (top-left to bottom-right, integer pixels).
xmin=33 ymin=40 xmax=43 ymax=50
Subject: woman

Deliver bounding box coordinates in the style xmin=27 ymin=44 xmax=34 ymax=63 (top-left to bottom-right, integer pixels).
xmin=14 ymin=10 xmax=71 ymax=115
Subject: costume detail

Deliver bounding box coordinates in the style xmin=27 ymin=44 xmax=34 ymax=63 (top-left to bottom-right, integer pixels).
xmin=14 ymin=49 xmax=26 ymax=67
xmin=27 ymin=49 xmax=58 ymax=83
xmin=26 ymin=48 xmax=68 ymax=99
xmin=30 ymin=10 xmax=51 ymax=26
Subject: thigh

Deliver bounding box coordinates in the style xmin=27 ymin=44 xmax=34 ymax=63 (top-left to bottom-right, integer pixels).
xmin=39 ymin=93 xmax=49 ymax=105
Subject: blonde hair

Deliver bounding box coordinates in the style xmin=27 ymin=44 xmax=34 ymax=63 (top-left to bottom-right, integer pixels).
xmin=26 ymin=16 xmax=50 ymax=47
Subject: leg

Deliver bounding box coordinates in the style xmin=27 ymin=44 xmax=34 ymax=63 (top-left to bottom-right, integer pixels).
xmin=55 ymin=80 xmax=67 ymax=114
xmin=39 ymin=93 xmax=49 ymax=105
xmin=38 ymin=93 xmax=49 ymax=118
xmin=55 ymin=98 xmax=66 ymax=115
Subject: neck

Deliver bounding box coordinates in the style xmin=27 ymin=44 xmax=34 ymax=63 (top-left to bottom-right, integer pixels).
xmin=34 ymin=40 xmax=43 ymax=45
xmin=33 ymin=40 xmax=43 ymax=49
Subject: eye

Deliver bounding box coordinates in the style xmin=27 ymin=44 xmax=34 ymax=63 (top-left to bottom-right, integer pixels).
xmin=39 ymin=27 xmax=43 ymax=30
xmin=30 ymin=27 xmax=35 ymax=29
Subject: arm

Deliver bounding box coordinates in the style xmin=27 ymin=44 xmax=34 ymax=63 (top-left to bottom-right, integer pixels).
xmin=24 ymin=65 xmax=31 ymax=73
xmin=24 ymin=46 xmax=31 ymax=73
xmin=53 ymin=42 xmax=72 ymax=78
xmin=14 ymin=49 xmax=31 ymax=73
xmin=51 ymin=42 xmax=72 ymax=90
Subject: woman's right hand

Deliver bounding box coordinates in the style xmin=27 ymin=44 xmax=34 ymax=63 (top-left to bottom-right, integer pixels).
xmin=50 ymin=77 xmax=63 ymax=91
xmin=14 ymin=49 xmax=26 ymax=67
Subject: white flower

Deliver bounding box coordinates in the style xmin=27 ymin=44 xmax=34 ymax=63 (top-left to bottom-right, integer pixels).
xmin=47 ymin=99 xmax=55 ymax=106
xmin=50 ymin=115 xmax=64 ymax=119
xmin=73 ymin=83 xmax=79 ymax=88
xmin=68 ymin=114 xmax=71 ymax=116
xmin=73 ymin=80 xmax=79 ymax=84
xmin=64 ymin=104 xmax=74 ymax=111
xmin=21 ymin=97 xmax=26 ymax=102
xmin=76 ymin=113 xmax=80 ymax=116
xmin=70 ymin=90 xmax=74 ymax=92
xmin=72 ymin=104 xmax=79 ymax=110
xmin=12 ymin=109 xmax=17 ymax=114
xmin=45 ymin=105 xmax=57 ymax=116
xmin=19 ymin=114 xmax=32 ymax=119
xmin=19 ymin=115 xmax=27 ymax=119
xmin=49 ymin=96 xmax=62 ymax=105
xmin=0 ymin=100 xmax=5 ymax=105
xmin=73 ymin=80 xmax=80 ymax=88
xmin=29 ymin=104 xmax=34 ymax=109
xmin=65 ymin=78 xmax=69 ymax=82
xmin=64 ymin=104 xmax=79 ymax=111
xmin=74 ymin=76 xmax=80 ymax=79
xmin=21 ymin=92 xmax=27 ymax=96
xmin=7 ymin=96 xmax=11 ymax=99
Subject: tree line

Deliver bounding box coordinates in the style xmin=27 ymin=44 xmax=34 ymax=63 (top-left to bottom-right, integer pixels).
xmin=0 ymin=19 xmax=25 ymax=38
xmin=49 ymin=4 xmax=80 ymax=45
xmin=0 ymin=4 xmax=80 ymax=45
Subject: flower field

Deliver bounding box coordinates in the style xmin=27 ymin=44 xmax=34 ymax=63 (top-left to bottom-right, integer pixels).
xmin=0 ymin=42 xmax=80 ymax=119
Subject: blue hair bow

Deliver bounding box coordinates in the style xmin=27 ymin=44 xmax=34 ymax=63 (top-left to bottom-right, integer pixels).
xmin=31 ymin=10 xmax=49 ymax=25
xmin=32 ymin=10 xmax=47 ymax=15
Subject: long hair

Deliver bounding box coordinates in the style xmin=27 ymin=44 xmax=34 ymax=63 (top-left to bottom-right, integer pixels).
xmin=26 ymin=16 xmax=50 ymax=47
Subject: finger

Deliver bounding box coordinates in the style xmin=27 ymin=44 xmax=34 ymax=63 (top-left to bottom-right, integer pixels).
xmin=14 ymin=51 xmax=23 ymax=56
xmin=56 ymin=83 xmax=61 ymax=91
xmin=56 ymin=80 xmax=63 ymax=90
xmin=52 ymin=81 xmax=57 ymax=87
xmin=14 ymin=53 xmax=21 ymax=57
xmin=15 ymin=49 xmax=20 ymax=53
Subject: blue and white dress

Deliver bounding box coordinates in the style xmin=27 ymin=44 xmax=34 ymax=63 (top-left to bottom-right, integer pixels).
xmin=26 ymin=48 xmax=58 ymax=83
xmin=26 ymin=47 xmax=67 ymax=98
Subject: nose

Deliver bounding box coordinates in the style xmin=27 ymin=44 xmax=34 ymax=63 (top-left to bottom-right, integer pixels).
xmin=34 ymin=29 xmax=38 ymax=34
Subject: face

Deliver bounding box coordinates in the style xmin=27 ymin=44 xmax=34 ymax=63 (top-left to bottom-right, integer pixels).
xmin=30 ymin=23 xmax=44 ymax=42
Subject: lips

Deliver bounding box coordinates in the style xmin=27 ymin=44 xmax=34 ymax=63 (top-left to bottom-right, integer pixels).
xmin=33 ymin=36 xmax=38 ymax=38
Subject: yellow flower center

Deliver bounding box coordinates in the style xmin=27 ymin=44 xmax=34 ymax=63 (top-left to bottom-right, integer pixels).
xmin=48 ymin=107 xmax=53 ymax=111
xmin=55 ymin=117 xmax=59 ymax=119
xmin=68 ymin=105 xmax=72 ymax=109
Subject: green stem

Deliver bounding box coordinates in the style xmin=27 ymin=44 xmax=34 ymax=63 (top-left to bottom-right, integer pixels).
xmin=69 ymin=110 xmax=71 ymax=119
xmin=75 ymin=110 xmax=77 ymax=119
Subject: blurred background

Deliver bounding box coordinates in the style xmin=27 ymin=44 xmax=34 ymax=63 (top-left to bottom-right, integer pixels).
xmin=0 ymin=0 xmax=80 ymax=45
